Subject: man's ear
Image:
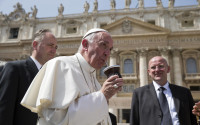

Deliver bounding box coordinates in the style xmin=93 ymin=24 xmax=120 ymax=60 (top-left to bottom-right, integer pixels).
xmin=82 ymin=39 xmax=88 ymax=50
xmin=167 ymin=66 xmax=170 ymax=73
xmin=32 ymin=41 xmax=38 ymax=50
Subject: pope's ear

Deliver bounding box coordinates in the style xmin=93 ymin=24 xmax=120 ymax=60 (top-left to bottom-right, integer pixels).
xmin=82 ymin=39 xmax=88 ymax=50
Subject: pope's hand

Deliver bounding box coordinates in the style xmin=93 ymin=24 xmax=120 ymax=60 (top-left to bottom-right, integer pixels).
xmin=192 ymin=101 xmax=200 ymax=116
xmin=100 ymin=75 xmax=123 ymax=102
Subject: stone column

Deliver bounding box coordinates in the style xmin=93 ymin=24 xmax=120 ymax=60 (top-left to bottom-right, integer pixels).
xmin=172 ymin=49 xmax=183 ymax=86
xmin=109 ymin=49 xmax=118 ymax=117
xmin=138 ymin=48 xmax=148 ymax=87
xmin=159 ymin=47 xmax=171 ymax=83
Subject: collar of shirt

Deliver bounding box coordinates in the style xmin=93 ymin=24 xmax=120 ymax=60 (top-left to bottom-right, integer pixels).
xmin=76 ymin=53 xmax=96 ymax=74
xmin=153 ymin=81 xmax=171 ymax=97
xmin=30 ymin=56 xmax=42 ymax=70
xmin=152 ymin=81 xmax=179 ymax=124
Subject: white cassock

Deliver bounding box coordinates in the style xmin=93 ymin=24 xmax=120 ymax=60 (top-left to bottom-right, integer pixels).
xmin=21 ymin=53 xmax=111 ymax=125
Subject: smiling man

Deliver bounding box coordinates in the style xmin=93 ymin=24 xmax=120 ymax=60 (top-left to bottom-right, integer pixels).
xmin=21 ymin=28 xmax=124 ymax=125
xmin=130 ymin=56 xmax=197 ymax=125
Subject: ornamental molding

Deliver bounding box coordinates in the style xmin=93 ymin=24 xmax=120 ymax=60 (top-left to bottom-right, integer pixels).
xmin=122 ymin=20 xmax=132 ymax=33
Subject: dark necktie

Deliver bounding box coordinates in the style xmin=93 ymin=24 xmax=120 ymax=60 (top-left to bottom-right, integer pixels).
xmin=158 ymin=87 xmax=173 ymax=125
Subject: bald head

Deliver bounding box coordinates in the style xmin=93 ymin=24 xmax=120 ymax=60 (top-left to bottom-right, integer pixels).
xmin=148 ymin=56 xmax=168 ymax=68
xmin=148 ymin=56 xmax=170 ymax=86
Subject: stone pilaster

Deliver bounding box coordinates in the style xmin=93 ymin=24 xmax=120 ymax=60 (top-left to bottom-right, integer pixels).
xmin=159 ymin=47 xmax=171 ymax=83
xmin=109 ymin=49 xmax=118 ymax=66
xmin=138 ymin=48 xmax=148 ymax=87
xmin=172 ymin=49 xmax=183 ymax=86
xmin=56 ymin=17 xmax=64 ymax=37
xmin=28 ymin=19 xmax=36 ymax=39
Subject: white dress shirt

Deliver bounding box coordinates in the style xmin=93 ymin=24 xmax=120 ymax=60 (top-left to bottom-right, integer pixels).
xmin=153 ymin=81 xmax=180 ymax=125
xmin=30 ymin=56 xmax=42 ymax=70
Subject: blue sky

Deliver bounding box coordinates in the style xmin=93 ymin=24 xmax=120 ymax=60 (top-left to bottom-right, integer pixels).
xmin=0 ymin=0 xmax=198 ymax=18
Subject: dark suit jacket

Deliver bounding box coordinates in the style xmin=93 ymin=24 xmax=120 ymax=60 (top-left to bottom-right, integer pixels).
xmin=0 ymin=65 xmax=4 ymax=76
xmin=0 ymin=65 xmax=3 ymax=71
xmin=130 ymin=83 xmax=197 ymax=125
xmin=0 ymin=57 xmax=38 ymax=125
xmin=109 ymin=112 xmax=117 ymax=125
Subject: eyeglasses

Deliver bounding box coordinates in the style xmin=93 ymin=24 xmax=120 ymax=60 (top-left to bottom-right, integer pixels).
xmin=150 ymin=65 xmax=165 ymax=70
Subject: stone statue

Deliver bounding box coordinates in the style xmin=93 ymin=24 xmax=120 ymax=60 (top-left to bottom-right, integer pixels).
xmin=31 ymin=5 xmax=38 ymax=18
xmin=58 ymin=4 xmax=64 ymax=16
xmin=13 ymin=2 xmax=23 ymax=12
xmin=198 ymin=0 xmax=200 ymax=6
xmin=168 ymin=0 xmax=174 ymax=8
xmin=156 ymin=0 xmax=163 ymax=8
xmin=84 ymin=1 xmax=90 ymax=13
xmin=93 ymin=0 xmax=98 ymax=12
xmin=138 ymin=0 xmax=144 ymax=8
xmin=110 ymin=0 xmax=116 ymax=10
xmin=125 ymin=0 xmax=131 ymax=8
xmin=0 ymin=12 xmax=6 ymax=20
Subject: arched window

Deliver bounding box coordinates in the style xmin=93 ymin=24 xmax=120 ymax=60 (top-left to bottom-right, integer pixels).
xmin=186 ymin=58 xmax=197 ymax=73
xmin=123 ymin=59 xmax=133 ymax=73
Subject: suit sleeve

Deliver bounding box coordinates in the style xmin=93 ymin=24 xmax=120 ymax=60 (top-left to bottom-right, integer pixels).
xmin=0 ymin=63 xmax=19 ymax=125
xmin=130 ymin=90 xmax=140 ymax=125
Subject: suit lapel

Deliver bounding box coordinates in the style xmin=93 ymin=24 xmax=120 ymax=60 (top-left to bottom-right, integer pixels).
xmin=169 ymin=84 xmax=180 ymax=114
xmin=149 ymin=83 xmax=162 ymax=110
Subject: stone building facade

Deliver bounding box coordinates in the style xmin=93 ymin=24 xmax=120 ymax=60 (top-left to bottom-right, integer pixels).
xmin=0 ymin=1 xmax=200 ymax=124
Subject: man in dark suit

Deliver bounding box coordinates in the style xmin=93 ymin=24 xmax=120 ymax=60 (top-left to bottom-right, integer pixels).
xmin=0 ymin=29 xmax=57 ymax=125
xmin=130 ymin=56 xmax=197 ymax=125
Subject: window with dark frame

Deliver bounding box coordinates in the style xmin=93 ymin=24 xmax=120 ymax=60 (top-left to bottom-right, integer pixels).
xmin=66 ymin=27 xmax=77 ymax=34
xmin=9 ymin=28 xmax=19 ymax=39
xmin=190 ymin=86 xmax=200 ymax=91
xmin=181 ymin=20 xmax=194 ymax=27
xmin=147 ymin=20 xmax=155 ymax=25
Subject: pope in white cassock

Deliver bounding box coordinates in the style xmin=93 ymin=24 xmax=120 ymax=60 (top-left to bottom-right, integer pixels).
xmin=21 ymin=28 xmax=124 ymax=125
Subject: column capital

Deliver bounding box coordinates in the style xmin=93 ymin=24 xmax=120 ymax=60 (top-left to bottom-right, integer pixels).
xmin=172 ymin=48 xmax=181 ymax=57
xmin=137 ymin=47 xmax=148 ymax=56
xmin=110 ymin=48 xmax=118 ymax=57
xmin=56 ymin=17 xmax=64 ymax=25
xmin=158 ymin=46 xmax=170 ymax=56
